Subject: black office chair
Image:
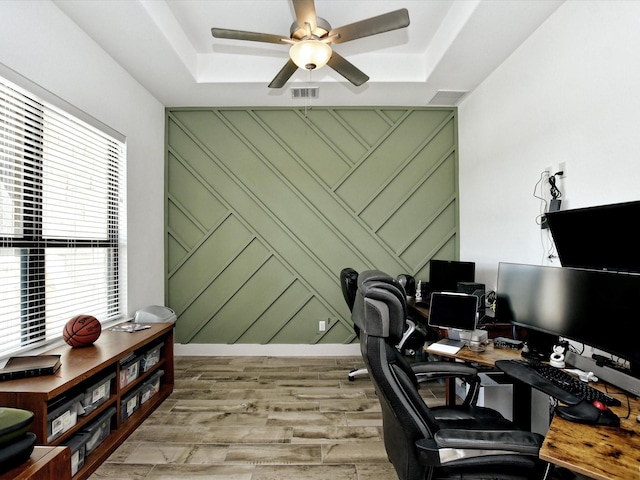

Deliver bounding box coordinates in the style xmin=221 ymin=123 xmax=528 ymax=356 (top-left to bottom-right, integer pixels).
xmin=341 ymin=268 xmax=433 ymax=381
xmin=353 ymin=269 xmax=555 ymax=480
xmin=340 ymin=268 xmax=482 ymax=406
xmin=341 ymin=267 xmax=368 ymax=380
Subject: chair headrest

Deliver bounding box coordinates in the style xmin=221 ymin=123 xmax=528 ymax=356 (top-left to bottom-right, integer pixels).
xmin=357 ymin=270 xmax=395 ymax=289
xmin=353 ymin=270 xmax=407 ymax=344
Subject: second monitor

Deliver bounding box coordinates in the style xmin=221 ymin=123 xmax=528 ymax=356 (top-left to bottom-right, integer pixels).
xmin=429 ymin=259 xmax=476 ymax=294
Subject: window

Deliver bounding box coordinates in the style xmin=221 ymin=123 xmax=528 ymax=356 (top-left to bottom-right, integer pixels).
xmin=0 ymin=75 xmax=126 ymax=358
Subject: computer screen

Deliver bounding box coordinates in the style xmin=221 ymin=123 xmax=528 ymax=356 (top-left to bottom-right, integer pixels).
xmin=428 ymin=292 xmax=478 ymax=332
xmin=546 ymin=200 xmax=640 ymax=273
xmin=496 ymin=262 xmax=640 ymax=370
xmin=429 ymin=259 xmax=475 ymax=293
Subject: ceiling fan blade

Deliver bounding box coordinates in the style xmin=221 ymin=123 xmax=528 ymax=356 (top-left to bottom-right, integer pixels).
xmin=268 ymin=59 xmax=298 ymax=88
xmin=211 ymin=28 xmax=287 ymax=45
xmin=293 ymin=0 xmax=318 ymax=32
xmin=327 ymin=52 xmax=369 ymax=86
xmin=329 ymin=8 xmax=410 ymax=44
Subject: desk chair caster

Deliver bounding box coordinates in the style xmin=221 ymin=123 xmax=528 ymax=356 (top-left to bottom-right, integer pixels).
xmin=348 ymin=367 xmax=368 ymax=381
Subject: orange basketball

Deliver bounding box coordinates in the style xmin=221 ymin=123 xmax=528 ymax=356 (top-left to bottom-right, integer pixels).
xmin=63 ymin=315 xmax=102 ymax=348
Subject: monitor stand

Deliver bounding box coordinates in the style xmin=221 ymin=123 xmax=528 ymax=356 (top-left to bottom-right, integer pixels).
xmin=447 ymin=329 xmax=462 ymax=342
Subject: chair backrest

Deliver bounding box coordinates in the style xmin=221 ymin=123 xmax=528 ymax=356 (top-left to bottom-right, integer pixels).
xmin=339 ymin=267 xmax=359 ymax=312
xmin=396 ymin=273 xmax=416 ymax=297
xmin=353 ymin=270 xmax=441 ymax=480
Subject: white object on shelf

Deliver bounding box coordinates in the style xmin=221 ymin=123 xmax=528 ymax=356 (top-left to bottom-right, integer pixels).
xmin=133 ymin=305 xmax=176 ymax=324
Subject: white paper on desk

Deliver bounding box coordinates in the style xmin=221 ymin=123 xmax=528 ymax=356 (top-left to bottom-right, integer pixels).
xmin=428 ymin=342 xmax=462 ymax=355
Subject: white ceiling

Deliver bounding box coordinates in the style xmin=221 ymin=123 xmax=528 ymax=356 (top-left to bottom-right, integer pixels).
xmin=53 ymin=0 xmax=564 ymax=107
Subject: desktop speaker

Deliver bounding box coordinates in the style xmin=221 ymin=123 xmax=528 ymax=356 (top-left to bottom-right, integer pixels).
xmin=457 ymin=282 xmax=485 ymax=316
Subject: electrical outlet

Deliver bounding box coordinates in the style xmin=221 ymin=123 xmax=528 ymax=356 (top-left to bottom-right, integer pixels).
xmin=558 ymin=162 xmax=566 ymax=178
xmin=319 ymin=320 xmax=326 ymax=331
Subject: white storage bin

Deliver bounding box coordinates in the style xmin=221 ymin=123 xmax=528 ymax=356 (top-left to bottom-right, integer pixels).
xmin=119 ymin=355 xmax=141 ymax=389
xmin=79 ymin=372 xmax=115 ymax=416
xmin=77 ymin=406 xmax=116 ymax=456
xmin=140 ymin=370 xmax=164 ymax=405
xmin=47 ymin=392 xmax=83 ymax=442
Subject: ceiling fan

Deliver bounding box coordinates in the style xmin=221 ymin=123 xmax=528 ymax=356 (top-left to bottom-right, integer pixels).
xmin=211 ymin=0 xmax=410 ymax=88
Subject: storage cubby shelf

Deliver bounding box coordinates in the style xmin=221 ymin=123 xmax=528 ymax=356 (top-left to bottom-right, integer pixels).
xmin=0 ymin=323 xmax=174 ymax=480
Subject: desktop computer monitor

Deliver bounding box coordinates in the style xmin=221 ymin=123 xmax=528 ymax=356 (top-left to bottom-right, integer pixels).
xmin=496 ymin=262 xmax=640 ymax=372
xmin=428 ymin=292 xmax=478 ymax=335
xmin=429 ymin=260 xmax=475 ymax=294
xmin=546 ymin=200 xmax=640 ymax=273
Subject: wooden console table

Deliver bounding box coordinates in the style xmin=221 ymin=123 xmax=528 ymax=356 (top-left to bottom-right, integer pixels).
xmin=0 ymin=322 xmax=174 ymax=480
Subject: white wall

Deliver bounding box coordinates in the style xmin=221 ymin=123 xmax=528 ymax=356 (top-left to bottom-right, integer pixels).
xmin=458 ymin=0 xmax=640 ymax=292
xmin=0 ymin=1 xmax=166 ymax=315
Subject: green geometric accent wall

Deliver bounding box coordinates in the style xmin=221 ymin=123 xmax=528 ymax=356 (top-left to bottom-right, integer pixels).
xmin=165 ymin=107 xmax=459 ymax=345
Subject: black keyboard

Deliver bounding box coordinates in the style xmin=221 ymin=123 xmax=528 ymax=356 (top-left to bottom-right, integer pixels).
xmin=499 ymin=359 xmax=621 ymax=407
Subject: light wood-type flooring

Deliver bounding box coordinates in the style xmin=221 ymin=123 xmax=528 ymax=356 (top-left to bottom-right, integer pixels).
xmin=88 ymin=355 xmax=446 ymax=480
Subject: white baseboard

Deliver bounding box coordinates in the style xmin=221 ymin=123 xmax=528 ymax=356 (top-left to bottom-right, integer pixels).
xmin=174 ymin=343 xmax=361 ymax=357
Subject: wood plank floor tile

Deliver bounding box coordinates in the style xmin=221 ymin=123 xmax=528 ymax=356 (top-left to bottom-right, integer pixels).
xmin=251 ymin=464 xmax=357 ymax=480
xmin=146 ymin=464 xmax=255 ymax=479
xmin=89 ymin=355 xmax=442 ymax=480
xmin=225 ymin=443 xmax=322 ymax=464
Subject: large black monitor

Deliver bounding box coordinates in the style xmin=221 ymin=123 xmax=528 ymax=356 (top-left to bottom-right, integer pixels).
xmin=496 ymin=262 xmax=640 ymax=372
xmin=429 ymin=259 xmax=475 ymax=293
xmin=546 ymin=200 xmax=640 ymax=273
xmin=428 ymin=292 xmax=478 ymax=332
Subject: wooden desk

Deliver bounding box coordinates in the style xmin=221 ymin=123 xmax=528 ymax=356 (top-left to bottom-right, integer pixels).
xmin=440 ymin=340 xmax=522 ymax=366
xmin=540 ymin=388 xmax=640 ymax=480
xmin=426 ymin=341 xmax=640 ymax=479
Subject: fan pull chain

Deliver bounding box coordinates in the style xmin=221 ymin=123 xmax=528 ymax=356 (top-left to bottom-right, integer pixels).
xmin=304 ymin=69 xmax=312 ymax=117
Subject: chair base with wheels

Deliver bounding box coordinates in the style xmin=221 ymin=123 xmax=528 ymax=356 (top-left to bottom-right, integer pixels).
xmin=348 ymin=367 xmax=368 ymax=381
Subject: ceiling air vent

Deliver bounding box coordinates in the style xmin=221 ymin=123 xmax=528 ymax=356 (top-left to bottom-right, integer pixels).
xmin=427 ymin=90 xmax=468 ymax=106
xmin=291 ymin=87 xmax=319 ymax=99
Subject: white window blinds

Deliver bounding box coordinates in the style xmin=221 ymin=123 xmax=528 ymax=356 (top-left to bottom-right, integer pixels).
xmin=0 ymin=75 xmax=127 ymax=357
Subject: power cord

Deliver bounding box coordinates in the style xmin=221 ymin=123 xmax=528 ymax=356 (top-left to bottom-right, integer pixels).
xmin=548 ymin=172 xmax=563 ymax=199
xmin=533 ymin=171 xmax=549 ymax=226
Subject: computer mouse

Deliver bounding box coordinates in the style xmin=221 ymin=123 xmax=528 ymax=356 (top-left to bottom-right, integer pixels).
xmin=597 ymin=408 xmax=621 ymax=427
xmin=590 ymin=400 xmax=620 ymax=427
xmin=556 ymin=400 xmax=620 ymax=427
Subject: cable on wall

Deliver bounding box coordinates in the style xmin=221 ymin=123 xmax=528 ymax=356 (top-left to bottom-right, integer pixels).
xmin=533 ymin=170 xmax=550 ymax=227
xmin=548 ymin=173 xmax=562 ymax=200
xmin=533 ymin=169 xmax=565 ymax=264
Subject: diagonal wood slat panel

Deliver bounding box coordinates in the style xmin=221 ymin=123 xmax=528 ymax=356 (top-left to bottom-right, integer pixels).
xmin=166 ymin=107 xmax=459 ymax=345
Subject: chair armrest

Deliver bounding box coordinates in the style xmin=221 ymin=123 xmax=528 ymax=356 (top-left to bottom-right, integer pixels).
xmin=432 ymin=429 xmax=544 ymax=455
xmin=411 ymin=361 xmax=480 ymax=406
xmin=415 ymin=433 xmax=545 ymax=470
xmin=411 ymin=361 xmax=477 ymax=379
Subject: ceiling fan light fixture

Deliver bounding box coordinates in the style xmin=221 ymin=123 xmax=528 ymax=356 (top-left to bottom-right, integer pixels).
xmin=289 ymin=40 xmax=332 ymax=70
